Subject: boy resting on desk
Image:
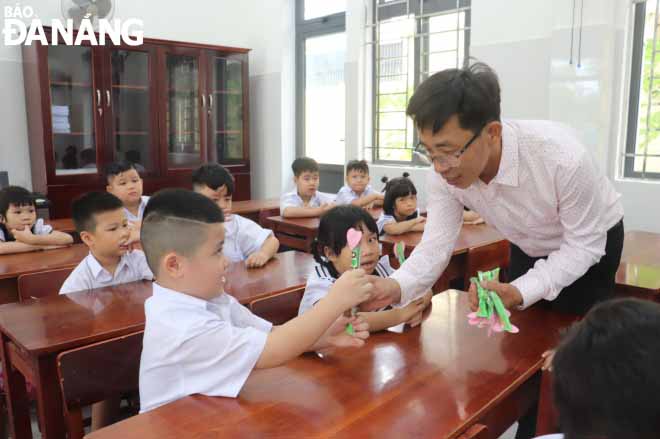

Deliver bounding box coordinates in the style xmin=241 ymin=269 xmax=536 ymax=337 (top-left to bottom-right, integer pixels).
xmin=192 ymin=164 xmax=279 ymax=268
xmin=139 ymin=189 xmax=372 ymax=412
xmin=280 ymin=157 xmax=335 ymax=218
xmin=335 ymin=160 xmax=384 ymax=208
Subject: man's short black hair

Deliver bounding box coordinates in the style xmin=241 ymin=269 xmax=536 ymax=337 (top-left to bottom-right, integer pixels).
xmin=141 ymin=189 xmax=225 ymax=275
xmin=292 ymin=157 xmax=319 ymax=177
xmin=553 ymin=298 xmax=660 ymax=439
xmin=346 ymin=160 xmax=369 ymax=176
xmin=191 ymin=164 xmax=234 ymax=195
xmin=406 ymin=61 xmax=501 ymax=135
xmin=0 ymin=186 xmax=36 ymax=218
xmin=104 ymin=161 xmax=139 ymax=183
xmin=71 ymin=191 xmax=124 ymax=233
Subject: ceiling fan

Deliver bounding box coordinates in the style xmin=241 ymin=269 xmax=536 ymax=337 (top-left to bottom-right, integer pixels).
xmin=62 ymin=0 xmax=115 ymax=27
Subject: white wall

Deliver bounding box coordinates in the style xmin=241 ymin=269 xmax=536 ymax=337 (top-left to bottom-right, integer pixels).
xmin=0 ymin=0 xmax=295 ymax=198
xmin=347 ymin=0 xmax=660 ymax=232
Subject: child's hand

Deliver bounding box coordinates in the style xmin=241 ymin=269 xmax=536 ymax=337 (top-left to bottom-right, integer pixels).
xmin=416 ymin=216 xmax=427 ymax=224
xmin=246 ymin=251 xmax=270 ymax=268
xmin=463 ymin=210 xmax=484 ymax=225
xmin=400 ymin=291 xmax=432 ymax=327
xmin=12 ymin=227 xmax=36 ymax=244
xmin=313 ymin=315 xmax=369 ymax=351
xmin=320 ymin=203 xmax=336 ymax=213
xmin=329 ymin=269 xmax=373 ymax=309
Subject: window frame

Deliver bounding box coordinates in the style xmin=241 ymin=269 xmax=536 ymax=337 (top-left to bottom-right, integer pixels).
xmin=295 ymin=0 xmax=346 ymax=171
xmin=370 ymin=0 xmax=471 ymax=166
xmin=624 ymin=0 xmax=660 ymax=180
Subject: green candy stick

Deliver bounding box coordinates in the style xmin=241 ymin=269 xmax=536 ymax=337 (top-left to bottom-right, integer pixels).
xmin=394 ymin=241 xmax=406 ymax=265
xmin=471 ymin=267 xmax=515 ymax=333
xmin=345 ymin=229 xmax=362 ymax=335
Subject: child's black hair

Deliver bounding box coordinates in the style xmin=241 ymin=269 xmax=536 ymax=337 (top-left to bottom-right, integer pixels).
xmin=381 ymin=173 xmax=418 ymax=218
xmin=191 ymin=163 xmax=235 ymax=195
xmin=346 ymin=160 xmax=369 ymax=176
xmin=292 ymin=157 xmax=319 ymax=177
xmin=71 ymin=191 xmax=124 ymax=233
xmin=104 ymin=161 xmax=139 ymax=183
xmin=553 ymin=298 xmax=660 ymax=439
xmin=0 ymin=186 xmax=38 ymax=241
xmin=312 ymin=205 xmax=379 ymax=278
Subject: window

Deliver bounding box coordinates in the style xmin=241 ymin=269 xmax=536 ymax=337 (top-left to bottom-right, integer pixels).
xmin=296 ymin=0 xmax=346 ymax=166
xmin=625 ymin=0 xmax=660 ymax=179
xmin=366 ymin=0 xmax=471 ymax=164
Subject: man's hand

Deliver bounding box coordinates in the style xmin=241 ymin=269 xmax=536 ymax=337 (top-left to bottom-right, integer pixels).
xmin=468 ymin=279 xmax=523 ymax=312
xmin=401 ymin=291 xmax=433 ymax=327
xmin=359 ymin=276 xmax=401 ymax=311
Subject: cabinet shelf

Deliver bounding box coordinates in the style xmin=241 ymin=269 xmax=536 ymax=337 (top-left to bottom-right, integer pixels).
xmin=216 ymin=130 xmax=241 ymax=134
xmin=52 ymin=132 xmax=92 ymax=136
xmin=50 ymin=81 xmax=92 ymax=88
xmin=213 ymin=90 xmax=242 ymax=95
xmin=115 ymin=131 xmax=148 ymax=136
xmin=112 ymin=84 xmax=149 ymax=90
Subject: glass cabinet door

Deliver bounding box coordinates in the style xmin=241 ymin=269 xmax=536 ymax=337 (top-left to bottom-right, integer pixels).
xmin=108 ymin=48 xmax=155 ymax=173
xmin=208 ymin=54 xmax=244 ymax=163
xmin=48 ymin=46 xmax=99 ymax=176
xmin=165 ymin=52 xmax=203 ymax=169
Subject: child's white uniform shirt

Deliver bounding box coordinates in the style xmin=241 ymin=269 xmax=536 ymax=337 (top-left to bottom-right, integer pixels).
xmin=222 ymin=214 xmax=273 ymax=262
xmin=280 ymin=190 xmax=335 ymax=212
xmin=59 ymin=250 xmax=153 ymax=294
xmin=335 ymin=184 xmax=379 ymax=205
xmin=376 ymin=208 xmax=421 ymax=234
xmin=139 ymin=283 xmax=272 ymax=413
xmin=124 ymin=195 xmax=150 ymax=222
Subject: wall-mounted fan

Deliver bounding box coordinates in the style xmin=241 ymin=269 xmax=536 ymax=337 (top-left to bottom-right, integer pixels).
xmin=61 ymin=0 xmax=115 ymax=27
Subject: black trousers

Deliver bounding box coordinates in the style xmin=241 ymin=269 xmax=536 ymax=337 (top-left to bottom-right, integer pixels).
xmin=514 ymin=218 xmax=624 ymax=439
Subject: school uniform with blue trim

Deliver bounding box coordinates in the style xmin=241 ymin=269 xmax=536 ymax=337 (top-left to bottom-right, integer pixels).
xmin=376 ymin=208 xmax=421 ymax=234
xmin=298 ymin=255 xmax=398 ymax=315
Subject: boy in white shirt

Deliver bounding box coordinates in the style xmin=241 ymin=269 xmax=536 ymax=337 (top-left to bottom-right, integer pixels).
xmin=59 ymin=191 xmax=152 ymax=430
xmin=139 ymin=189 xmax=372 ymax=413
xmin=59 ymin=192 xmax=152 ymax=294
xmin=335 ymin=160 xmax=384 ymax=207
xmin=280 ymin=157 xmax=335 ymax=218
xmin=105 ymin=161 xmax=149 ymax=223
xmin=192 ymin=164 xmax=279 ymax=268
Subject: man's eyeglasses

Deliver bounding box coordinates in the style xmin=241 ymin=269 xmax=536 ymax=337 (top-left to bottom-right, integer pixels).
xmin=414 ymin=127 xmax=483 ymax=169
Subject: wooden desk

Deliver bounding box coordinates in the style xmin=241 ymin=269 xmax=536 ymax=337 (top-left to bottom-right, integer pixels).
xmin=380 ymin=224 xmax=505 ymax=291
xmin=47 ymin=218 xmax=76 ymax=234
xmin=88 ymin=291 xmax=577 ymax=439
xmin=268 ymin=208 xmax=383 ymax=252
xmin=232 ymin=198 xmax=280 ymax=224
xmin=616 ymin=231 xmax=660 ymax=299
xmin=0 ymin=244 xmax=88 ymax=304
xmin=266 ymin=216 xmax=319 ymax=252
xmin=0 ymin=250 xmax=314 ymax=439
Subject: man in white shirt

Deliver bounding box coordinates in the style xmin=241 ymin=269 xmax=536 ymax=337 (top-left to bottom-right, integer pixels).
xmin=368 ymin=62 xmax=623 ymax=315
xmin=364 ymin=62 xmax=624 ymax=439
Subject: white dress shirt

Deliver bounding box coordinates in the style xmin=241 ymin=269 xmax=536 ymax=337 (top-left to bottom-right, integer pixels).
xmin=222 ymin=214 xmax=273 ymax=262
xmin=335 ymin=184 xmax=379 ymax=205
xmin=280 ymin=190 xmax=335 ymax=213
xmin=391 ymin=120 xmax=623 ymax=309
xmin=139 ymin=283 xmax=272 ymax=413
xmin=59 ymin=249 xmax=153 ymax=294
xmin=124 ymin=195 xmax=150 ymax=222
xmin=376 ymin=208 xmax=421 ymax=234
